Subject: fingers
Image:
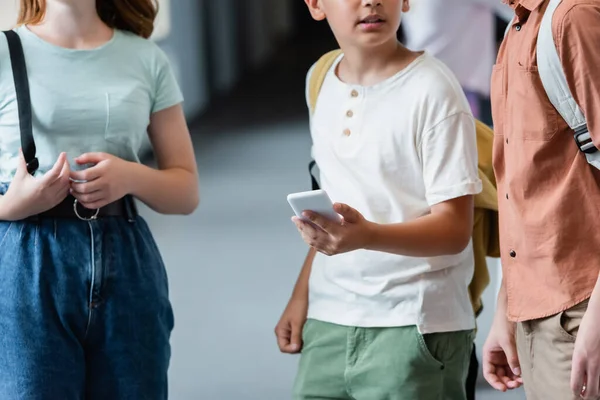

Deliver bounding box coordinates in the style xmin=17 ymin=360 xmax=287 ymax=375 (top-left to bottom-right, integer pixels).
xmin=292 ymin=217 xmax=331 ymax=253
xmin=71 ymin=178 xmax=107 ymax=208
xmin=502 ymin=339 xmax=522 ymax=378
xmin=70 ymin=179 xmax=103 ymax=196
xmin=303 ymin=211 xmax=331 ymax=232
xmin=74 ymin=152 xmax=106 ymax=166
xmin=293 ymin=217 xmax=319 ymax=241
xmin=40 ymin=152 xmax=67 ymax=184
xmin=334 ymin=203 xmax=359 ymax=223
xmin=57 ymin=157 xmax=71 ymax=185
xmin=290 ymin=322 xmax=303 ymax=353
xmin=482 ymin=345 xmax=523 ymax=392
xmin=70 ymin=163 xmax=103 ymax=183
xmin=584 ymin=367 xmax=600 ymax=400
xmin=275 ymin=324 xmax=294 ymax=354
xmin=72 ymin=190 xmax=104 ymax=206
xmin=572 ymin=359 xmax=593 ymax=399
xmin=483 ymin=362 xmax=508 ymax=392
xmin=14 ymin=148 xmax=28 ymax=177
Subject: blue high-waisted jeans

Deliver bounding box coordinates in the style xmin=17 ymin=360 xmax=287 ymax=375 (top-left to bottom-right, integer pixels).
xmin=0 ymin=183 xmax=174 ymax=399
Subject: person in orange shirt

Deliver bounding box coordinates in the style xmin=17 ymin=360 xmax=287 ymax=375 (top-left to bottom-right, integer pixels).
xmin=482 ymin=1 xmax=600 ymax=399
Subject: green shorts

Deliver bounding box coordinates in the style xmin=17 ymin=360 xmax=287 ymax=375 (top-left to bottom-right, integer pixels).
xmin=293 ymin=319 xmax=474 ymax=400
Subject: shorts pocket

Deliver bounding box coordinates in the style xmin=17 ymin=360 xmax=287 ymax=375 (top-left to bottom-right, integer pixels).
xmin=415 ymin=330 xmax=445 ymax=370
xmin=557 ymin=299 xmax=589 ymax=342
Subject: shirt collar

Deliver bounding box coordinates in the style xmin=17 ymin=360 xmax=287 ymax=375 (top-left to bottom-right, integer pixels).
xmin=504 ymin=0 xmax=546 ymax=11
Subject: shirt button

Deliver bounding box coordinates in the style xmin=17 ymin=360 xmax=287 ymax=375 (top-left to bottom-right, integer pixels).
xmin=509 ymin=250 xmax=516 ymax=258
xmin=351 ymin=90 xmax=359 ymax=97
xmin=515 ymin=24 xmax=522 ymax=31
xmin=506 ymin=138 xmax=509 ymax=144
xmin=343 ymin=129 xmax=351 ymax=136
xmin=346 ymin=110 xmax=354 ymax=118
xmin=506 ymin=193 xmax=509 ymax=200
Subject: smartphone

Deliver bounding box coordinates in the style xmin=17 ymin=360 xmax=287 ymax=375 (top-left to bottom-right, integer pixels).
xmin=287 ymin=189 xmax=341 ymax=223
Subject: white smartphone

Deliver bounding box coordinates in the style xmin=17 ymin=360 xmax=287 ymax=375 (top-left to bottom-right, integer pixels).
xmin=287 ymin=189 xmax=342 ymax=223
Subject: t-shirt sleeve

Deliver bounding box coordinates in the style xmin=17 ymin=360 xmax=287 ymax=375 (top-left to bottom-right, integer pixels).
xmin=151 ymin=46 xmax=184 ymax=114
xmin=420 ymin=112 xmax=482 ymax=206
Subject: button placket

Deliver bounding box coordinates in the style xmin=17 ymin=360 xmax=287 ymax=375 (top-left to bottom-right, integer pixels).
xmin=342 ymin=88 xmax=361 ymax=138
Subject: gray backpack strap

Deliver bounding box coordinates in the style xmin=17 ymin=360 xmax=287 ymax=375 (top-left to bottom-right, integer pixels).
xmin=504 ymin=16 xmax=515 ymax=38
xmin=537 ymin=0 xmax=600 ymax=168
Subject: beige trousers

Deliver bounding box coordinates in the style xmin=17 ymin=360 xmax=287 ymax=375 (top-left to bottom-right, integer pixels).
xmin=516 ymin=299 xmax=592 ymax=400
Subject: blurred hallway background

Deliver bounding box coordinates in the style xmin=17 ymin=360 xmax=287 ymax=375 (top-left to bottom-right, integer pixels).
xmin=0 ymin=0 xmax=525 ymax=398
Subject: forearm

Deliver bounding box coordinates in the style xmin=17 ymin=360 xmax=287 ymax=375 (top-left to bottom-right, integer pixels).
xmin=495 ymin=280 xmax=508 ymax=318
xmin=365 ymin=212 xmax=472 ymax=257
xmin=290 ymin=247 xmax=316 ymax=301
xmin=128 ymin=162 xmax=199 ymax=215
xmin=588 ymin=273 xmax=600 ymax=311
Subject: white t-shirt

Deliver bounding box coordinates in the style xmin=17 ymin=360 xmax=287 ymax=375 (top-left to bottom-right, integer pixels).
xmin=306 ymin=53 xmax=482 ymax=334
xmin=0 ymin=26 xmax=183 ymax=182
xmin=402 ymin=0 xmax=513 ymax=97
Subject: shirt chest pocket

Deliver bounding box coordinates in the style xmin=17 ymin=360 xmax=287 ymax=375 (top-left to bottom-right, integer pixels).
xmin=510 ymin=66 xmax=559 ymax=142
xmin=105 ymin=91 xmax=151 ymax=146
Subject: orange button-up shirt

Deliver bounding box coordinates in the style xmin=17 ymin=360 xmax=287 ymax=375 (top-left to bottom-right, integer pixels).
xmin=492 ymin=0 xmax=600 ymax=322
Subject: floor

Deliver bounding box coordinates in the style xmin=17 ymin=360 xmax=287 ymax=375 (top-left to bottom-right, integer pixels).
xmin=138 ymin=33 xmax=527 ymax=400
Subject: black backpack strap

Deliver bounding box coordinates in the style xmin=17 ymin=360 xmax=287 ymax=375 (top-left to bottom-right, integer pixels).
xmin=3 ymin=30 xmax=38 ymax=175
xmin=309 ymin=160 xmax=320 ymax=191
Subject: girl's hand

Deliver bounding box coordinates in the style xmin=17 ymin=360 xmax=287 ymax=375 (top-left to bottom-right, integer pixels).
xmin=69 ymin=153 xmax=133 ymax=209
xmin=1 ymin=150 xmax=70 ymax=221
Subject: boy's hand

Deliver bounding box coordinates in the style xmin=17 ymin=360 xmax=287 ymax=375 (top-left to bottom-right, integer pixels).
xmin=292 ymin=203 xmax=374 ymax=256
xmin=571 ymin=302 xmax=600 ymax=399
xmin=275 ymin=296 xmax=308 ymax=354
xmin=483 ymin=312 xmax=523 ymax=392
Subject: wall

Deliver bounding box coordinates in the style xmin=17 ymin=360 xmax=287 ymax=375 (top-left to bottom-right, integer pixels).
xmin=206 ymin=0 xmax=239 ymax=95
xmin=0 ymin=0 xmax=17 ymax=30
xmin=0 ymin=0 xmax=300 ymax=123
xmin=155 ymin=0 xmax=208 ymax=119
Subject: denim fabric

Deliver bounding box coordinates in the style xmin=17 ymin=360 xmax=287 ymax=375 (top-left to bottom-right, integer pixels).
xmin=0 ymin=183 xmax=174 ymax=399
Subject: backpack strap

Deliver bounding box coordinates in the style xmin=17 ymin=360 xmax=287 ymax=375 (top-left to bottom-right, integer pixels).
xmin=536 ymin=0 xmax=600 ymax=168
xmin=308 ymin=49 xmax=343 ymax=115
xmin=3 ymin=30 xmax=38 ymax=175
xmin=308 ymin=49 xmax=343 ymax=190
xmin=503 ymin=16 xmax=515 ymax=38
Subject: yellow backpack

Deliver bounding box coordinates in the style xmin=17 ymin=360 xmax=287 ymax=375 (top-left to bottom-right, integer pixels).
xmin=307 ymin=50 xmax=500 ymax=316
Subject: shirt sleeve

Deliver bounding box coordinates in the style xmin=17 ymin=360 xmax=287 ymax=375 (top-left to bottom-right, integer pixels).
xmin=151 ymin=46 xmax=184 ymax=114
xmin=556 ymin=3 xmax=600 ymax=146
xmin=420 ymin=112 xmax=482 ymax=206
